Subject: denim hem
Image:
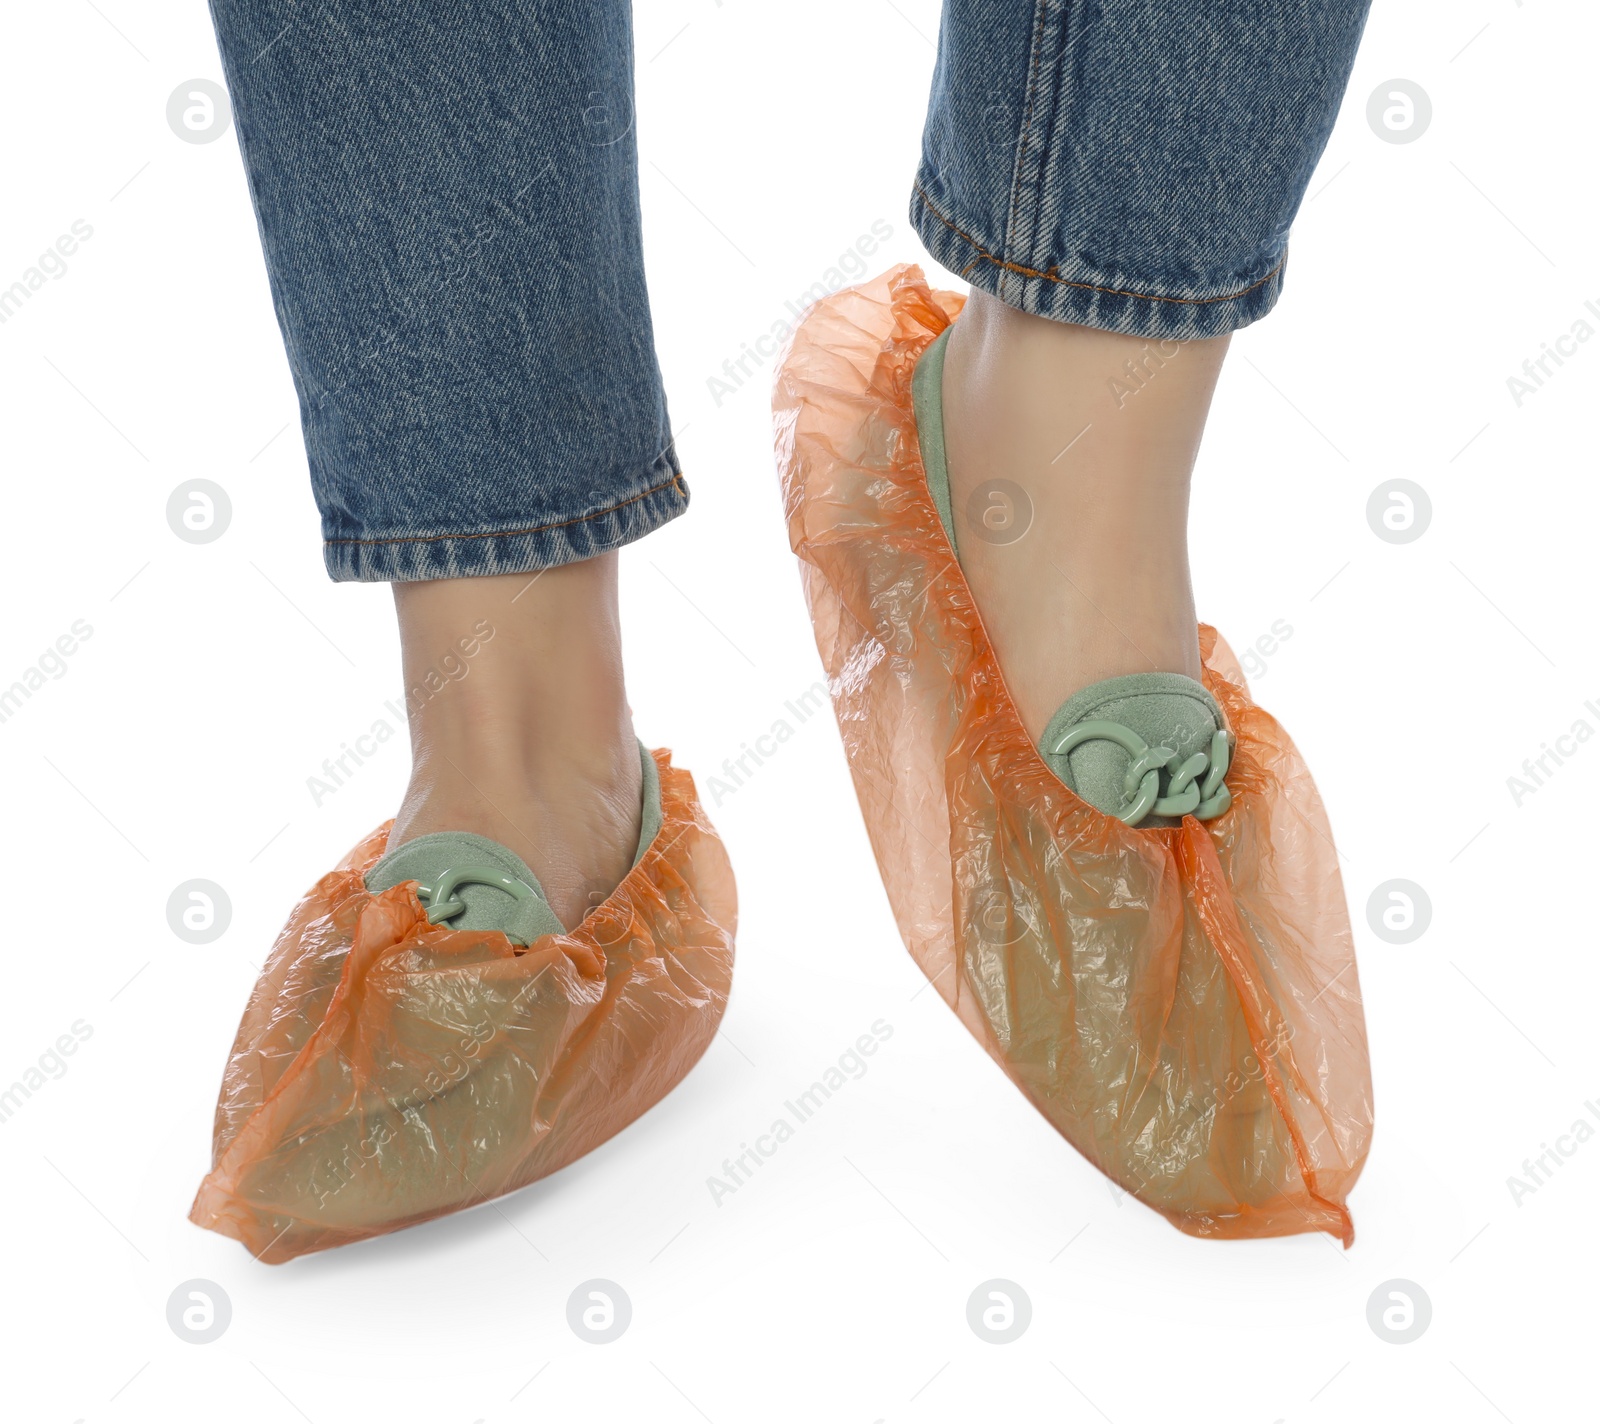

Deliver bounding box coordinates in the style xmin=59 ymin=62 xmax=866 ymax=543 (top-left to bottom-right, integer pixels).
xmin=322 ymin=471 xmax=690 ymax=583
xmin=910 ymin=176 xmax=1286 ymax=342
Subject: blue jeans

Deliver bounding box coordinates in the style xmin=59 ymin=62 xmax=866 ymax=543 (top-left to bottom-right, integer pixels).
xmin=208 ymin=0 xmax=1370 ymax=583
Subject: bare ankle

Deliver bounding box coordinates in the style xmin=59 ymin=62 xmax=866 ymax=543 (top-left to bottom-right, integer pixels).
xmin=393 ymin=556 xmax=632 ymax=759
xmin=385 ymin=556 xmax=644 ymax=925
xmin=937 ymin=291 xmax=1228 ymax=734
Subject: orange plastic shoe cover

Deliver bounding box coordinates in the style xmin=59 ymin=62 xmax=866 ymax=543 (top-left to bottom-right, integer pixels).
xmin=190 ymin=750 xmax=736 ymax=1263
xmin=772 ymin=265 xmax=1372 ymax=1243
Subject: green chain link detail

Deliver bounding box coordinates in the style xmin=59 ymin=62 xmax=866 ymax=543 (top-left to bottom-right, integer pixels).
xmin=416 ymin=864 xmax=537 ymax=926
xmin=1051 ymin=719 xmax=1233 ymax=826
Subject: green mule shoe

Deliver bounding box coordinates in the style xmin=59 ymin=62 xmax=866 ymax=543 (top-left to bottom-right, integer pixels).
xmin=365 ymin=739 xmax=664 ymax=941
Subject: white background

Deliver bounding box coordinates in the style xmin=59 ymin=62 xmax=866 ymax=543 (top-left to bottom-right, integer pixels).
xmin=2 ymin=1 xmax=1596 ymax=1421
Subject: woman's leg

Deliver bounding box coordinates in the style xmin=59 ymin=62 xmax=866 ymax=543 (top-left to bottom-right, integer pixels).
xmin=914 ymin=0 xmax=1371 ymax=737
xmin=388 ymin=561 xmax=641 ymax=928
xmin=208 ymin=0 xmax=673 ymax=924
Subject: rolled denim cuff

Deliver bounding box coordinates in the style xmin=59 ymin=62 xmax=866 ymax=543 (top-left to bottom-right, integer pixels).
xmin=322 ymin=465 xmax=688 ymax=583
xmin=911 ymin=0 xmax=1370 ymax=344
xmin=910 ymin=175 xmax=1285 ymax=342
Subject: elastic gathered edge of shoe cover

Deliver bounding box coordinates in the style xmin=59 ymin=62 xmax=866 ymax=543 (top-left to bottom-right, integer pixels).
xmin=189 ymin=750 xmax=737 ymax=1264
xmin=772 ymin=265 xmax=1372 ymax=1244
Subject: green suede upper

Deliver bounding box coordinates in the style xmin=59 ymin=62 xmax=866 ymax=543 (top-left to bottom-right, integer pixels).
xmin=364 ymin=740 xmax=663 ymax=944
xmin=913 ymin=327 xmax=1227 ymax=827
xmin=1037 ymin=674 xmax=1225 ymax=828
xmin=912 ymin=328 xmax=957 ymax=548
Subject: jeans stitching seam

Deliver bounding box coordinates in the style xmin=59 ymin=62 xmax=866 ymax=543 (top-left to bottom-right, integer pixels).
xmin=324 ymin=471 xmax=687 ymax=547
xmin=1031 ymin=0 xmax=1076 ymax=261
xmin=914 ymin=179 xmax=1286 ymax=307
xmin=1002 ymin=0 xmax=1053 ymax=290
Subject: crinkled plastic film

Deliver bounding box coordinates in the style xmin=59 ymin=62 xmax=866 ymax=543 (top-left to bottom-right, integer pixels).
xmin=190 ymin=751 xmax=736 ymax=1264
xmin=772 ymin=265 xmax=1372 ymax=1243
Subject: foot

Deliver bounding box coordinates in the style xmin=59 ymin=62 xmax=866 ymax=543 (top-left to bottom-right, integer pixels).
xmin=938 ymin=289 xmax=1229 ymax=740
xmin=385 ymin=555 xmax=642 ymax=929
